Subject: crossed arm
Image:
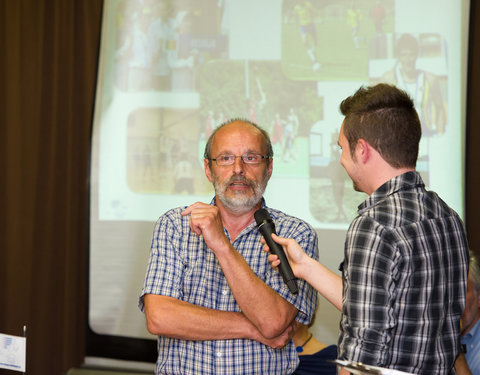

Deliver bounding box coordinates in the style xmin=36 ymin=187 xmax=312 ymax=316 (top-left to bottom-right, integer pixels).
xmin=144 ymin=294 xmax=294 ymax=348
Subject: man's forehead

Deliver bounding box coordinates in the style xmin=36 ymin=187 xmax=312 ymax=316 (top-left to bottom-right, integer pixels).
xmin=217 ymin=121 xmax=257 ymax=134
xmin=213 ymin=123 xmax=264 ymax=148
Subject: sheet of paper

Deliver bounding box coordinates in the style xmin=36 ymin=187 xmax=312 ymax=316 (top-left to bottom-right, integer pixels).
xmin=334 ymin=360 xmax=415 ymax=375
xmin=0 ymin=333 xmax=26 ymax=372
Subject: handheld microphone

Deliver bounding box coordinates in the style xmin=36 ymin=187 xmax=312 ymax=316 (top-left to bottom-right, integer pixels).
xmin=254 ymin=208 xmax=298 ymax=294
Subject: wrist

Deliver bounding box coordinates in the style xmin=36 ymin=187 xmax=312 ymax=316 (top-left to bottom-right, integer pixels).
xmin=297 ymin=256 xmax=315 ymax=281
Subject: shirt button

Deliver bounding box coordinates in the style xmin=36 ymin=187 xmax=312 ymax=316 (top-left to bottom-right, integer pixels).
xmin=216 ymin=351 xmax=223 ymax=357
xmin=222 ymin=289 xmax=228 ymax=295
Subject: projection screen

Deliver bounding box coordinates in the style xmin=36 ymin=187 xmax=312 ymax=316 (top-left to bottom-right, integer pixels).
xmin=88 ymin=0 xmax=470 ymax=366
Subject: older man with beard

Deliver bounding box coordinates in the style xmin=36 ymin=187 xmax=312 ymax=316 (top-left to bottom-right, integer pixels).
xmin=139 ymin=119 xmax=319 ymax=375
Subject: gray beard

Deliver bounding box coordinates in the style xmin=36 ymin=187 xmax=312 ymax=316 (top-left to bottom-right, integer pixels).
xmin=212 ymin=173 xmax=269 ymax=214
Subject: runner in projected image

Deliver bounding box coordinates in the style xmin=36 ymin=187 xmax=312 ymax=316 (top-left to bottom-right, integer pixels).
xmin=293 ymin=0 xmax=322 ymax=71
xmin=282 ymin=0 xmax=386 ymax=82
xmin=346 ymin=4 xmax=362 ymax=49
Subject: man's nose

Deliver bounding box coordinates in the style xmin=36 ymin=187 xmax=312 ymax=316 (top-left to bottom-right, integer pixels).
xmin=232 ymin=156 xmax=246 ymax=173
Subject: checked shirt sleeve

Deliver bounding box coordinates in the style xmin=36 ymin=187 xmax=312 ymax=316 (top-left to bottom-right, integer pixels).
xmin=339 ymin=215 xmax=397 ymax=366
xmin=139 ymin=209 xmax=186 ymax=312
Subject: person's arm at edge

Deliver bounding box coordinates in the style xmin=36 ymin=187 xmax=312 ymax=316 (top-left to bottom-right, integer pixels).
xmin=265 ymin=233 xmax=343 ymax=311
xmin=455 ymin=352 xmax=473 ymax=375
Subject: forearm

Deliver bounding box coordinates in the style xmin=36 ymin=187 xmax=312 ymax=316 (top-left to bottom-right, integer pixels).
xmin=214 ymin=242 xmax=298 ymax=338
xmin=456 ymin=353 xmax=473 ymax=375
xmin=145 ymin=294 xmax=260 ymax=341
xmin=264 ymin=233 xmax=340 ymax=311
xmin=297 ymin=256 xmax=342 ymax=311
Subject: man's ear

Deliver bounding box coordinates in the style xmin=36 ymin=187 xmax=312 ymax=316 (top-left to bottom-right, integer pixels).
xmin=204 ymin=158 xmax=213 ymax=183
xmin=355 ymin=139 xmax=370 ymax=163
xmin=267 ymin=158 xmax=273 ymax=179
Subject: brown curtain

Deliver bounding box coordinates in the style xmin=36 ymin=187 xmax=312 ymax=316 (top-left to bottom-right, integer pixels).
xmin=0 ymin=0 xmax=102 ymax=373
xmin=0 ymin=0 xmax=479 ymax=374
xmin=466 ymin=1 xmax=480 ymax=244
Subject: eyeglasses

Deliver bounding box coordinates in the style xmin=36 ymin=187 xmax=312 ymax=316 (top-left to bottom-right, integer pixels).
xmin=210 ymin=153 xmax=270 ymax=166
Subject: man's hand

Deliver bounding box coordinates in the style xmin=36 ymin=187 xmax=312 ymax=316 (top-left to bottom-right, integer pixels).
xmin=182 ymin=202 xmax=230 ymax=252
xmin=262 ymin=233 xmax=343 ymax=311
xmin=261 ymin=233 xmax=311 ymax=280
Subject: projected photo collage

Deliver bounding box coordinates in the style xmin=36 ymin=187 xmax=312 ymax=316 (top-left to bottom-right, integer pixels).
xmin=101 ymin=0 xmax=450 ymax=227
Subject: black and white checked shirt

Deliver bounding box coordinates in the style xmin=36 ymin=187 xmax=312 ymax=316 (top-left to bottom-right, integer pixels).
xmin=338 ymin=171 xmax=468 ymax=375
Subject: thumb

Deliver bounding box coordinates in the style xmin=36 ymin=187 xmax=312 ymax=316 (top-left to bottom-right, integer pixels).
xmin=271 ymin=233 xmax=289 ymax=246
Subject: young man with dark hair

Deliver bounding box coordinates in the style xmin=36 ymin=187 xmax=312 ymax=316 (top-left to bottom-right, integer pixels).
xmin=265 ymin=83 xmax=469 ymax=375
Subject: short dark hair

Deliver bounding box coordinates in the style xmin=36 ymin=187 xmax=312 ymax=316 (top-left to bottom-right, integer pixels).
xmin=396 ymin=33 xmax=419 ymax=57
xmin=340 ymin=83 xmax=421 ymax=168
xmin=203 ymin=118 xmax=274 ymax=165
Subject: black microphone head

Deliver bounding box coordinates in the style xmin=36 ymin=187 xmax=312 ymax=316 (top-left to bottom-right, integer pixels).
xmin=254 ymin=208 xmax=272 ymax=226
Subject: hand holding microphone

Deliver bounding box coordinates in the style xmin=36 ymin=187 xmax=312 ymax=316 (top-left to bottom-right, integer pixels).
xmin=254 ymin=209 xmax=298 ymax=294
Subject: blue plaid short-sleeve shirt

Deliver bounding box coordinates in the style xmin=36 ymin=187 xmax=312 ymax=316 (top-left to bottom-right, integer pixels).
xmin=139 ymin=199 xmax=318 ymax=375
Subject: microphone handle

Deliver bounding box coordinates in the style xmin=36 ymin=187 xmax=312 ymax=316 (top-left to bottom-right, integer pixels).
xmin=261 ymin=225 xmax=298 ymax=294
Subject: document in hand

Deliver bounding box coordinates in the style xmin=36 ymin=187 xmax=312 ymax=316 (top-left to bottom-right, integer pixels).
xmin=334 ymin=360 xmax=415 ymax=375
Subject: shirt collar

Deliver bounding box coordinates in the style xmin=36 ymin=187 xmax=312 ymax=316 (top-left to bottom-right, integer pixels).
xmin=463 ymin=317 xmax=480 ymax=341
xmin=358 ymin=171 xmax=425 ymax=215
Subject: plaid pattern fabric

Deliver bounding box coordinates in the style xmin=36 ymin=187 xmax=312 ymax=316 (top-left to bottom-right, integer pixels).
xmin=139 ymin=199 xmax=318 ymax=375
xmin=338 ymin=171 xmax=469 ymax=375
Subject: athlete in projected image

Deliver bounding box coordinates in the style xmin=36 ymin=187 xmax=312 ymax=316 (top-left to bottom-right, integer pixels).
xmin=247 ymin=65 xmax=267 ymax=124
xmin=346 ymin=5 xmax=362 ymax=49
xmin=147 ymin=2 xmax=173 ymax=90
xmin=293 ymin=0 xmax=321 ymax=71
xmin=139 ymin=119 xmax=318 ymax=374
xmin=115 ymin=9 xmax=153 ymax=91
xmin=282 ymin=108 xmax=299 ymax=163
xmin=271 ymin=113 xmax=285 ymax=151
xmin=380 ymin=33 xmax=447 ymax=137
xmin=379 ymin=34 xmax=447 ymax=184
xmin=371 ymin=0 xmax=386 ymax=34
xmin=263 ymin=84 xmax=468 ymax=375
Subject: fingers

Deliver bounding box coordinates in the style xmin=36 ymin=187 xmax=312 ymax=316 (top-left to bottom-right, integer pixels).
xmin=263 ymin=246 xmax=280 ymax=270
xmin=270 ymin=233 xmax=291 ymax=247
xmin=182 ymin=202 xmax=217 ymax=236
xmin=261 ymin=234 xmax=287 ymax=251
xmin=182 ymin=202 xmax=229 ymax=252
xmin=182 ymin=201 xmax=210 ymax=216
